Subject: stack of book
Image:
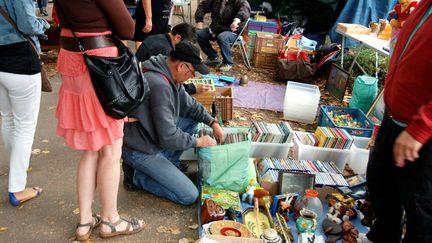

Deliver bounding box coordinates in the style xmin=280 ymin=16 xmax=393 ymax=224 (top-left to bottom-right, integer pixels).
xmin=198 ymin=129 xmax=249 ymax=144
xmin=313 ymin=127 xmax=354 ymax=149
xmin=251 ymin=121 xmax=293 ymax=143
xmin=257 ymin=158 xmax=349 ymax=187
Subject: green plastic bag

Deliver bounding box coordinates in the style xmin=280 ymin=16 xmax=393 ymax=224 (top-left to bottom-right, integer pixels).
xmin=198 ymin=128 xmax=253 ymax=193
xmin=349 ymin=75 xmax=378 ymax=113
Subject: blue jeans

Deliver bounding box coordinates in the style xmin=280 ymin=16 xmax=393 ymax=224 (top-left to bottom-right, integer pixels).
xmin=37 ymin=0 xmax=47 ymax=9
xmin=122 ymin=117 xmax=198 ymax=205
xmin=196 ymin=28 xmax=238 ymax=65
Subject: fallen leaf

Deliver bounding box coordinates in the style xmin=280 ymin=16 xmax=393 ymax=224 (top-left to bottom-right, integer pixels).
xmin=32 ymin=149 xmax=41 ymax=155
xmin=0 ymin=227 xmax=7 ymax=232
xmin=72 ymin=208 xmax=80 ymax=215
xmin=42 ymin=139 xmax=49 ymax=143
xmin=48 ymin=106 xmax=56 ymax=110
xmin=27 ymin=167 xmax=32 ymax=173
xmin=156 ymin=226 xmax=168 ymax=233
xmin=42 ymin=150 xmax=50 ymax=154
xmin=179 ymin=238 xmax=195 ymax=243
xmin=188 ymin=224 xmax=198 ymax=230
xmin=170 ymin=227 xmax=181 ymax=234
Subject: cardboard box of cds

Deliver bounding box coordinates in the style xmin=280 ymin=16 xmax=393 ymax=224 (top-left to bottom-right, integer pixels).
xmin=292 ymin=131 xmax=352 ymax=171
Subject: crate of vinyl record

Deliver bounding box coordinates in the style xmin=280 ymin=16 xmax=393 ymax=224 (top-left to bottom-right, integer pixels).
xmin=214 ymin=88 xmax=233 ymax=121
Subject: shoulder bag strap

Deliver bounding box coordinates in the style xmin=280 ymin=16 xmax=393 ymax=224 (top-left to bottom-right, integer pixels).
xmin=53 ymin=0 xmax=86 ymax=51
xmin=0 ymin=7 xmax=40 ymax=55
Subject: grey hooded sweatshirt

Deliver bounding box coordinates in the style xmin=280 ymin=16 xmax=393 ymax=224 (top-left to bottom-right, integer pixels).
xmin=123 ymin=55 xmax=213 ymax=154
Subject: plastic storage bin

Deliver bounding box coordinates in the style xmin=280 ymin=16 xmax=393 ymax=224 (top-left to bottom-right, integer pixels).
xmin=283 ymin=81 xmax=320 ymax=124
xmin=292 ymin=132 xmax=351 ymax=171
xmin=250 ymin=141 xmax=293 ymax=159
xmin=318 ymin=105 xmax=373 ymax=137
xmin=349 ymin=136 xmax=370 ymax=174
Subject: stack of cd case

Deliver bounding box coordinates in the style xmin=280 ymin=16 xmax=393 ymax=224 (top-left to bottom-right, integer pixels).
xmin=257 ymin=158 xmax=349 ymax=187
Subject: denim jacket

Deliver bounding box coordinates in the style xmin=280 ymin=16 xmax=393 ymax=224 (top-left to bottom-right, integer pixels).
xmin=0 ymin=0 xmax=50 ymax=52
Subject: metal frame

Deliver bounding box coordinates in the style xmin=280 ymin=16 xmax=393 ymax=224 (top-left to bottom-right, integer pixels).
xmin=230 ymin=18 xmax=252 ymax=70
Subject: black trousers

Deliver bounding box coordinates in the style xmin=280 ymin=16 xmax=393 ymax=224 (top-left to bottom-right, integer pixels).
xmin=366 ymin=115 xmax=432 ymax=243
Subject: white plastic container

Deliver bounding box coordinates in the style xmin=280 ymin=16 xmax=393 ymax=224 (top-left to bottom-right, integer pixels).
xmin=283 ymin=81 xmax=320 ymax=124
xmin=349 ymin=136 xmax=371 ymax=174
xmin=250 ymin=141 xmax=293 ymax=158
xmin=292 ymin=131 xmax=351 ymax=171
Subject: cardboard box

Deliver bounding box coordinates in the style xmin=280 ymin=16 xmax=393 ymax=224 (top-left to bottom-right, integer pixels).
xmin=337 ymin=23 xmax=371 ymax=35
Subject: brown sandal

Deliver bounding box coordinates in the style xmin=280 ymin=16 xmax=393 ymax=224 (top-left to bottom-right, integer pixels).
xmin=99 ymin=216 xmax=144 ymax=238
xmin=75 ymin=215 xmax=102 ymax=241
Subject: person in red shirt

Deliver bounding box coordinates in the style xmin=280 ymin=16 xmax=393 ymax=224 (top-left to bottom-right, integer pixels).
xmin=364 ymin=0 xmax=432 ymax=242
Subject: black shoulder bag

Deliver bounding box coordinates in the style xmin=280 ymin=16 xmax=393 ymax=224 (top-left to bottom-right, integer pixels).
xmin=55 ymin=0 xmax=147 ymax=119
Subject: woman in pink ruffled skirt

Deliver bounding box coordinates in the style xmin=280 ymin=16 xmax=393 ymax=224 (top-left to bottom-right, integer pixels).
xmin=54 ymin=0 xmax=144 ymax=240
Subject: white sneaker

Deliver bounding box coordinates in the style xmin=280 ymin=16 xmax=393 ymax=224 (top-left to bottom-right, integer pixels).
xmin=219 ymin=64 xmax=232 ymax=72
xmin=358 ymin=233 xmax=374 ymax=243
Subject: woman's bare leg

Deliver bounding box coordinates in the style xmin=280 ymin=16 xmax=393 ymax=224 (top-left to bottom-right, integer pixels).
xmin=76 ymin=150 xmax=99 ymax=236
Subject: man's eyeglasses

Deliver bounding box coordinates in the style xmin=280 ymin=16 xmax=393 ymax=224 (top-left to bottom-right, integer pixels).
xmin=183 ymin=62 xmax=195 ymax=75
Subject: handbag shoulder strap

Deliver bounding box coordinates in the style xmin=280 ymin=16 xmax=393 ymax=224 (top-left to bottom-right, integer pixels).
xmin=53 ymin=0 xmax=86 ymax=51
xmin=0 ymin=7 xmax=39 ymax=55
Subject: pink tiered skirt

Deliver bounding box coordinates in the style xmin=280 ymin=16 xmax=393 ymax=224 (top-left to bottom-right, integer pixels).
xmin=56 ymin=29 xmax=125 ymax=151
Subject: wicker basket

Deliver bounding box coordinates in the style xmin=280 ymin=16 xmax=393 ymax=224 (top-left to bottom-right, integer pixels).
xmin=214 ymin=88 xmax=233 ymax=121
xmin=253 ymin=52 xmax=278 ymax=69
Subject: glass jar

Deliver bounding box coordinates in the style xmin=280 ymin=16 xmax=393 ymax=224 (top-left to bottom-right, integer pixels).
xmin=295 ymin=189 xmax=323 ymax=219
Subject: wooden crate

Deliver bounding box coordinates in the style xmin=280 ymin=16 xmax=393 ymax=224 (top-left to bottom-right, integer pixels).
xmin=336 ymin=23 xmax=371 ymax=35
xmin=253 ymin=52 xmax=278 ymax=69
xmin=192 ymin=90 xmax=216 ymax=112
xmin=214 ymin=88 xmax=233 ymax=121
xmin=255 ymin=32 xmax=285 ymax=54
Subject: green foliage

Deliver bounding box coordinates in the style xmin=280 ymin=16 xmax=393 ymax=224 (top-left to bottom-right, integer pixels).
xmin=343 ymin=46 xmax=389 ymax=87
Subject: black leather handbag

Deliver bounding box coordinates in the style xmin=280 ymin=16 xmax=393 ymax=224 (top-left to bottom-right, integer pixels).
xmin=55 ymin=0 xmax=147 ymax=119
xmin=83 ymin=38 xmax=147 ymax=119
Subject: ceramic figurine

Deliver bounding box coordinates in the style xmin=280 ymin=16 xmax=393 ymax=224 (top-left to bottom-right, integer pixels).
xmin=295 ymin=208 xmax=318 ymax=234
xmin=239 ymin=75 xmax=249 ymax=86
xmin=341 ymin=215 xmax=359 ymax=243
xmin=357 ymin=199 xmax=376 ymax=227
xmin=200 ymin=199 xmax=226 ymax=224
xmin=322 ymin=213 xmax=343 ymax=242
xmin=242 ymin=179 xmax=269 ymax=205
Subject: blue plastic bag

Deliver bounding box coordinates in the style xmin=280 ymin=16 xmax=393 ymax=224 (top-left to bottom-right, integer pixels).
xmin=198 ymin=127 xmax=253 ymax=193
xmin=349 ymin=75 xmax=378 ymax=113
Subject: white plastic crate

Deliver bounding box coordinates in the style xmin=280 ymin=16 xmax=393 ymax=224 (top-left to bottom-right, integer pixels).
xmin=283 ymin=81 xmax=320 ymax=124
xmin=349 ymin=136 xmax=371 ymax=174
xmin=250 ymin=141 xmax=293 ymax=159
xmin=292 ymin=131 xmax=351 ymax=171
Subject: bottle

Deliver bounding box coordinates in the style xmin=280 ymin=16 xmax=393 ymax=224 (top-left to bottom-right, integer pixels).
xmin=295 ymin=189 xmax=323 ymax=219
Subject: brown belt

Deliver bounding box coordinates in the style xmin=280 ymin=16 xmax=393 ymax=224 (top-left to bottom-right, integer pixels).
xmin=128 ymin=117 xmax=139 ymax=123
xmin=60 ymin=35 xmax=115 ymax=52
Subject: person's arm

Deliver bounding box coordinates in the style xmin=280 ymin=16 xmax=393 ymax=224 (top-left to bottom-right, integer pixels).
xmin=234 ymin=0 xmax=251 ymax=22
xmin=142 ymin=0 xmax=152 ymax=33
xmin=13 ymin=0 xmax=50 ymax=36
xmin=394 ymin=102 xmax=432 ymax=167
xmin=183 ymin=83 xmax=197 ymax=95
xmin=98 ymin=0 xmax=134 ymax=39
xmin=195 ymin=0 xmax=212 ymax=27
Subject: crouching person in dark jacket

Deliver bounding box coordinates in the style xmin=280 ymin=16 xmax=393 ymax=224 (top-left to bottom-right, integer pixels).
xmin=122 ymin=42 xmax=224 ymax=205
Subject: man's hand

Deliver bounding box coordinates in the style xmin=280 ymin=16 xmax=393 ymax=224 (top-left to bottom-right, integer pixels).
xmin=196 ymin=135 xmax=217 ymax=148
xmin=393 ymin=130 xmax=423 ymax=167
xmin=195 ymin=84 xmax=212 ymax=93
xmin=143 ymin=18 xmax=153 ymax=33
xmin=211 ymin=123 xmax=225 ymax=144
xmin=196 ymin=22 xmax=204 ymax=29
xmin=230 ymin=18 xmax=241 ymax=32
